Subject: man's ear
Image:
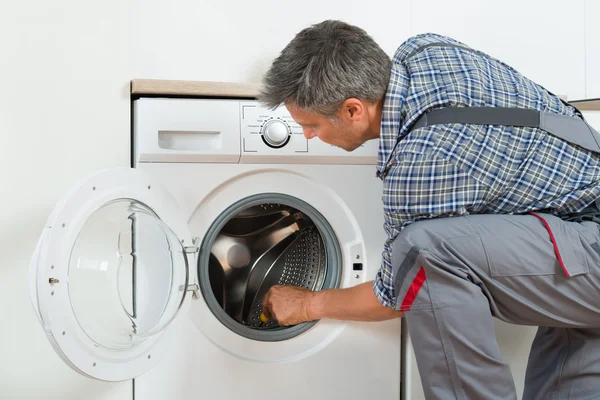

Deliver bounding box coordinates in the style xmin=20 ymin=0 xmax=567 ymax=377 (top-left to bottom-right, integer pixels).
xmin=340 ymin=98 xmax=365 ymax=121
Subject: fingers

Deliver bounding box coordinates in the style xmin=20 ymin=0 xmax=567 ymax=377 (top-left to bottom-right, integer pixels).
xmin=261 ymin=287 xmax=273 ymax=320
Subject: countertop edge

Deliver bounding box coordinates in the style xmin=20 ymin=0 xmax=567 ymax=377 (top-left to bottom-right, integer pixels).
xmin=131 ymin=79 xmax=262 ymax=98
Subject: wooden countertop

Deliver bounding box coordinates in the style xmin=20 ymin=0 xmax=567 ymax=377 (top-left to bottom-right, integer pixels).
xmin=131 ymin=79 xmax=261 ymax=98
xmin=571 ymin=98 xmax=600 ymax=111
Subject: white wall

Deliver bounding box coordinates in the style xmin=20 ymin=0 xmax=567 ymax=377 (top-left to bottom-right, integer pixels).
xmin=2 ymin=0 xmax=598 ymax=399
xmin=130 ymin=0 xmax=413 ymax=83
xmin=411 ymin=0 xmax=588 ymax=101
xmin=0 ymin=1 xmax=132 ymax=399
xmin=585 ymin=0 xmax=600 ymax=98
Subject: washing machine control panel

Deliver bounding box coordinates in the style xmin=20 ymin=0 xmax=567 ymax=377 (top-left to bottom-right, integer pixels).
xmin=241 ymin=103 xmax=306 ymax=153
xmin=133 ymin=98 xmax=377 ymax=164
xmin=240 ymin=101 xmax=378 ymax=164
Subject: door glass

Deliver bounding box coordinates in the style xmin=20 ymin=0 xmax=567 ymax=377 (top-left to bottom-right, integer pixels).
xmin=68 ymin=199 xmax=188 ymax=350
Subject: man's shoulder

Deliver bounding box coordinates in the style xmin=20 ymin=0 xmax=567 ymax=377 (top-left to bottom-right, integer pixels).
xmin=393 ymin=33 xmax=471 ymax=63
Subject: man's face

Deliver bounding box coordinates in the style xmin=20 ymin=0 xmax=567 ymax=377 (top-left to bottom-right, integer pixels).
xmin=285 ymin=102 xmax=368 ymax=152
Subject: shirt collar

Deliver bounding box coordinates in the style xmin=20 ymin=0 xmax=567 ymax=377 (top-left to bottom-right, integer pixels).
xmin=376 ymin=63 xmax=409 ymax=178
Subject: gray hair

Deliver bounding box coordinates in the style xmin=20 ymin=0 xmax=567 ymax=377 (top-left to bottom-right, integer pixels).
xmin=258 ymin=20 xmax=392 ymax=117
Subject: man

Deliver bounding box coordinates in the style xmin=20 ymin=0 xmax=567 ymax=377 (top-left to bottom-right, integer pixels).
xmin=259 ymin=20 xmax=600 ymax=399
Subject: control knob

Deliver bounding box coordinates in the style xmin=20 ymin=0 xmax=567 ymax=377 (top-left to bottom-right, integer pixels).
xmin=261 ymin=119 xmax=291 ymax=148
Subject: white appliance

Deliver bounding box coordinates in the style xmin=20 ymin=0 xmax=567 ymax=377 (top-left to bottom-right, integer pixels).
xmin=29 ymin=95 xmax=404 ymax=399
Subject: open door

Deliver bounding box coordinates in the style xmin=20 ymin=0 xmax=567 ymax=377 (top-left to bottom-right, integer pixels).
xmin=29 ymin=167 xmax=195 ymax=381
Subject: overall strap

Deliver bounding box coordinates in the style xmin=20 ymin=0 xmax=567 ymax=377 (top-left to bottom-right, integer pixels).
xmin=411 ymin=107 xmax=600 ymax=155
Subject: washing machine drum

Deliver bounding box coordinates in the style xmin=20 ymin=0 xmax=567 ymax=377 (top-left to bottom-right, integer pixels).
xmin=207 ymin=204 xmax=327 ymax=329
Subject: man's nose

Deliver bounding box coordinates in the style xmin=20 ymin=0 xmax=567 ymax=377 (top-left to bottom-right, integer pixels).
xmin=303 ymin=128 xmax=316 ymax=139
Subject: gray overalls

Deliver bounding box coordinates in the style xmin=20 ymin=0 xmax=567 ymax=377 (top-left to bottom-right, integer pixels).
xmin=392 ymin=44 xmax=600 ymax=400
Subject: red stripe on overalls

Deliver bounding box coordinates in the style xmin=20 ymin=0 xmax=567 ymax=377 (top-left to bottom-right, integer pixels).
xmin=529 ymin=212 xmax=570 ymax=277
xmin=400 ymin=266 xmax=427 ymax=311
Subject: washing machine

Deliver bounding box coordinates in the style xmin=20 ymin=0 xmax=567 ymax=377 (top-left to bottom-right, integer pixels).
xmin=29 ymin=91 xmax=403 ymax=399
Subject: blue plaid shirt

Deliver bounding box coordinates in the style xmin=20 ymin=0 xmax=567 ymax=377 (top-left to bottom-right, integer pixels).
xmin=373 ymin=33 xmax=600 ymax=309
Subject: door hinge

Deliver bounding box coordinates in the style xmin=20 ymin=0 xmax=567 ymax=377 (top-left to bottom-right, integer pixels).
xmin=184 ymin=237 xmax=200 ymax=254
xmin=184 ymin=246 xmax=199 ymax=254
xmin=179 ymin=283 xmax=200 ymax=300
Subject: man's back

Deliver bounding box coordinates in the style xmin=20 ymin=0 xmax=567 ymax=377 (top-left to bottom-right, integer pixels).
xmin=379 ymin=33 xmax=600 ymax=221
xmin=374 ymin=33 xmax=600 ymax=309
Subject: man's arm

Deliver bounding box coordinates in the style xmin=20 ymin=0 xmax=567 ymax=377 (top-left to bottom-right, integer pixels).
xmin=311 ymin=281 xmax=405 ymax=321
xmin=261 ymin=281 xmax=403 ymax=326
xmin=263 ymin=153 xmax=489 ymax=326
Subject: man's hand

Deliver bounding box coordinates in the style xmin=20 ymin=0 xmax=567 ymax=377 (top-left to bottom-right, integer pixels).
xmin=262 ymin=281 xmax=403 ymax=325
xmin=261 ymin=285 xmax=317 ymax=326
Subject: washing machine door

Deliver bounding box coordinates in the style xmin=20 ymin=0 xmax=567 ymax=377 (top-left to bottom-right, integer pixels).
xmin=28 ymin=167 xmax=194 ymax=382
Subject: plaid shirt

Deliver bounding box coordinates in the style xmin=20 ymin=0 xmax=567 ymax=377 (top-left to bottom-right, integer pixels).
xmin=373 ymin=33 xmax=600 ymax=309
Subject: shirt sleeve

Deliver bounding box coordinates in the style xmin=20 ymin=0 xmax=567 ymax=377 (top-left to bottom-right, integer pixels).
xmin=373 ymin=151 xmax=487 ymax=309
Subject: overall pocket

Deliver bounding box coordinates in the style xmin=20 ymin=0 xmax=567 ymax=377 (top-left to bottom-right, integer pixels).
xmin=479 ymin=213 xmax=589 ymax=278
